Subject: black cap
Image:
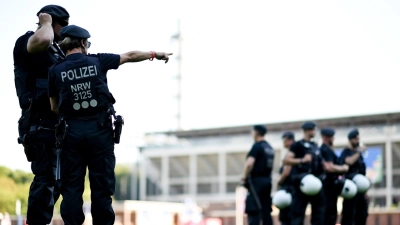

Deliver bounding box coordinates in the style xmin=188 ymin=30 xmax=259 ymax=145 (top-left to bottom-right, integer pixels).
xmin=37 ymin=5 xmax=69 ymax=21
xmin=282 ymin=131 xmax=295 ymax=140
xmin=301 ymin=121 xmax=316 ymax=130
xmin=348 ymin=129 xmax=359 ymax=139
xmin=321 ymin=127 xmax=335 ymax=137
xmin=60 ymin=25 xmax=91 ymax=39
xmin=253 ymin=125 xmax=267 ymax=136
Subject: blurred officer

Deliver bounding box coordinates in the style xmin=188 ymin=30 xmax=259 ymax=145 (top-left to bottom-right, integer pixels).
xmin=241 ymin=125 xmax=274 ymax=225
xmin=277 ymin=131 xmax=295 ymax=225
xmin=13 ymin=5 xmax=69 ymax=224
xmin=48 ymin=25 xmax=171 ymax=225
xmin=320 ymin=128 xmax=349 ymax=225
xmin=284 ymin=121 xmax=325 ymax=225
xmin=340 ymin=129 xmax=369 ymax=225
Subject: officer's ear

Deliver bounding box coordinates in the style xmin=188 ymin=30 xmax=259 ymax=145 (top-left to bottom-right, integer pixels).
xmin=80 ymin=39 xmax=86 ymax=48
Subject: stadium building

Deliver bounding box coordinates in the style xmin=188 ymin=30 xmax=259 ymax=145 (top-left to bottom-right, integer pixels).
xmin=139 ymin=112 xmax=400 ymax=224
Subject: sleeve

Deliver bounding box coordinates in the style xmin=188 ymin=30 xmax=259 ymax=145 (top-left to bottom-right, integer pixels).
xmin=339 ymin=149 xmax=352 ymax=163
xmin=247 ymin=144 xmax=259 ymax=158
xmin=323 ymin=148 xmax=334 ymax=163
xmin=15 ymin=32 xmax=32 ymax=56
xmin=97 ymin=53 xmax=120 ymax=71
xmin=48 ymin=66 xmax=58 ymax=97
xmin=289 ymin=142 xmax=298 ymax=154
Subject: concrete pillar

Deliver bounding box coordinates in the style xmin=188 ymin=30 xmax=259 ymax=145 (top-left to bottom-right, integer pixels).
xmin=162 ymin=155 xmax=170 ymax=199
xmin=189 ymin=154 xmax=197 ymax=196
xmin=219 ymin=152 xmax=227 ymax=194
xmin=140 ymin=156 xmax=147 ymax=201
xmin=385 ymin=139 xmax=393 ymax=208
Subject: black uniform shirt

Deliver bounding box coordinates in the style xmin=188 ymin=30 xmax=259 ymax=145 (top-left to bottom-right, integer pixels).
xmin=14 ymin=31 xmax=62 ymax=113
xmin=247 ymin=140 xmax=274 ymax=177
xmin=48 ymin=53 xmax=120 ymax=97
xmin=339 ymin=148 xmax=366 ymax=176
xmin=48 ymin=53 xmax=120 ymax=116
xmin=320 ymin=143 xmax=341 ymax=181
xmin=290 ymin=140 xmax=318 ymax=175
xmin=14 ymin=31 xmax=55 ymax=78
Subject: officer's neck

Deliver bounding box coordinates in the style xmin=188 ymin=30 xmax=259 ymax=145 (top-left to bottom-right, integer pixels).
xmin=303 ymin=136 xmax=312 ymax=142
xmin=66 ymin=48 xmax=83 ymax=56
xmin=322 ymin=140 xmax=332 ymax=148
xmin=255 ymin=136 xmax=265 ymax=142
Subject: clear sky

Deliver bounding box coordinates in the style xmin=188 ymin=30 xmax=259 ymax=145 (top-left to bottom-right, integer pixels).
xmin=1 ymin=0 xmax=400 ymax=171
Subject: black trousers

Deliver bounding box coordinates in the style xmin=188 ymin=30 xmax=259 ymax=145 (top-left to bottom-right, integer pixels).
xmin=290 ymin=186 xmax=325 ymax=225
xmin=278 ymin=185 xmax=293 ymax=225
xmin=245 ymin=177 xmax=273 ymax=225
xmin=60 ymin=118 xmax=116 ymax=225
xmin=341 ymin=193 xmax=368 ymax=225
xmin=19 ymin=117 xmax=59 ymax=225
xmin=323 ymin=180 xmax=339 ymax=225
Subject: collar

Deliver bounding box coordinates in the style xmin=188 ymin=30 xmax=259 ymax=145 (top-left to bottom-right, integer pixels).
xmin=66 ymin=52 xmax=85 ymax=59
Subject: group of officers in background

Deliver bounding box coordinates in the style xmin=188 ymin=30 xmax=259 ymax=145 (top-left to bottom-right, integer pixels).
xmin=242 ymin=122 xmax=369 ymax=225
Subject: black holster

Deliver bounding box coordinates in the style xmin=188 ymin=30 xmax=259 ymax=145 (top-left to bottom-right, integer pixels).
xmin=17 ymin=125 xmax=39 ymax=162
xmin=113 ymin=115 xmax=124 ymax=144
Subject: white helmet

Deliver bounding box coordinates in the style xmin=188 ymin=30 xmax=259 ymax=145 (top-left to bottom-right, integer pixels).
xmin=352 ymin=174 xmax=371 ymax=193
xmin=272 ymin=190 xmax=292 ymax=209
xmin=340 ymin=179 xmax=358 ymax=199
xmin=300 ymin=174 xmax=322 ymax=196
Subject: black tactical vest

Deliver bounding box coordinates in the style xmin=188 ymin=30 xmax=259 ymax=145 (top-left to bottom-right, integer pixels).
xmin=14 ymin=40 xmax=65 ymax=112
xmin=300 ymin=140 xmax=324 ymax=176
xmin=53 ymin=56 xmax=115 ymax=117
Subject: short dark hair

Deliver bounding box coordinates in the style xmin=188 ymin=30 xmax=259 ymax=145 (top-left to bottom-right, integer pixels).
xmin=348 ymin=129 xmax=359 ymax=140
xmin=253 ymin=125 xmax=267 ymax=136
xmin=59 ymin=37 xmax=86 ymax=52
xmin=282 ymin=131 xmax=295 ymax=140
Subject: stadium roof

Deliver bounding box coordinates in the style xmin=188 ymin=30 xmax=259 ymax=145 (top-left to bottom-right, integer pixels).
xmin=154 ymin=112 xmax=400 ymax=138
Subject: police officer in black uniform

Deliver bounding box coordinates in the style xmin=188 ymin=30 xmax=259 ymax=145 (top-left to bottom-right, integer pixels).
xmin=319 ymin=128 xmax=349 ymax=225
xmin=48 ymin=25 xmax=172 ymax=225
xmin=241 ymin=125 xmax=274 ymax=225
xmin=340 ymin=129 xmax=369 ymax=225
xmin=277 ymin=131 xmax=295 ymax=225
xmin=13 ymin=5 xmax=69 ymax=225
xmin=284 ymin=121 xmax=325 ymax=225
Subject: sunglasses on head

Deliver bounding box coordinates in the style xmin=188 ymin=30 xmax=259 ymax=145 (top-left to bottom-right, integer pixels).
xmin=87 ymin=41 xmax=91 ymax=48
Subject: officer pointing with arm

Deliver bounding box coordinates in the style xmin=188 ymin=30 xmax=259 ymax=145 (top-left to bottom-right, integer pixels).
xmin=48 ymin=25 xmax=172 ymax=225
xmin=283 ymin=121 xmax=325 ymax=225
xmin=13 ymin=5 xmax=69 ymax=225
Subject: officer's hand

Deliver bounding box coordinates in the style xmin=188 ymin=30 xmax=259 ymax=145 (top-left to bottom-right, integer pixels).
xmin=342 ymin=164 xmax=349 ymax=172
xmin=38 ymin=13 xmax=52 ymax=26
xmin=155 ymin=52 xmax=173 ymax=63
xmin=359 ymin=145 xmax=367 ymax=153
xmin=302 ymin=154 xmax=312 ymax=163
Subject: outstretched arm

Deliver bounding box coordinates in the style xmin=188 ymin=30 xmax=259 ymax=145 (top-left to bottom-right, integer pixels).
xmin=27 ymin=13 xmax=54 ymax=54
xmin=119 ymin=51 xmax=172 ymax=65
